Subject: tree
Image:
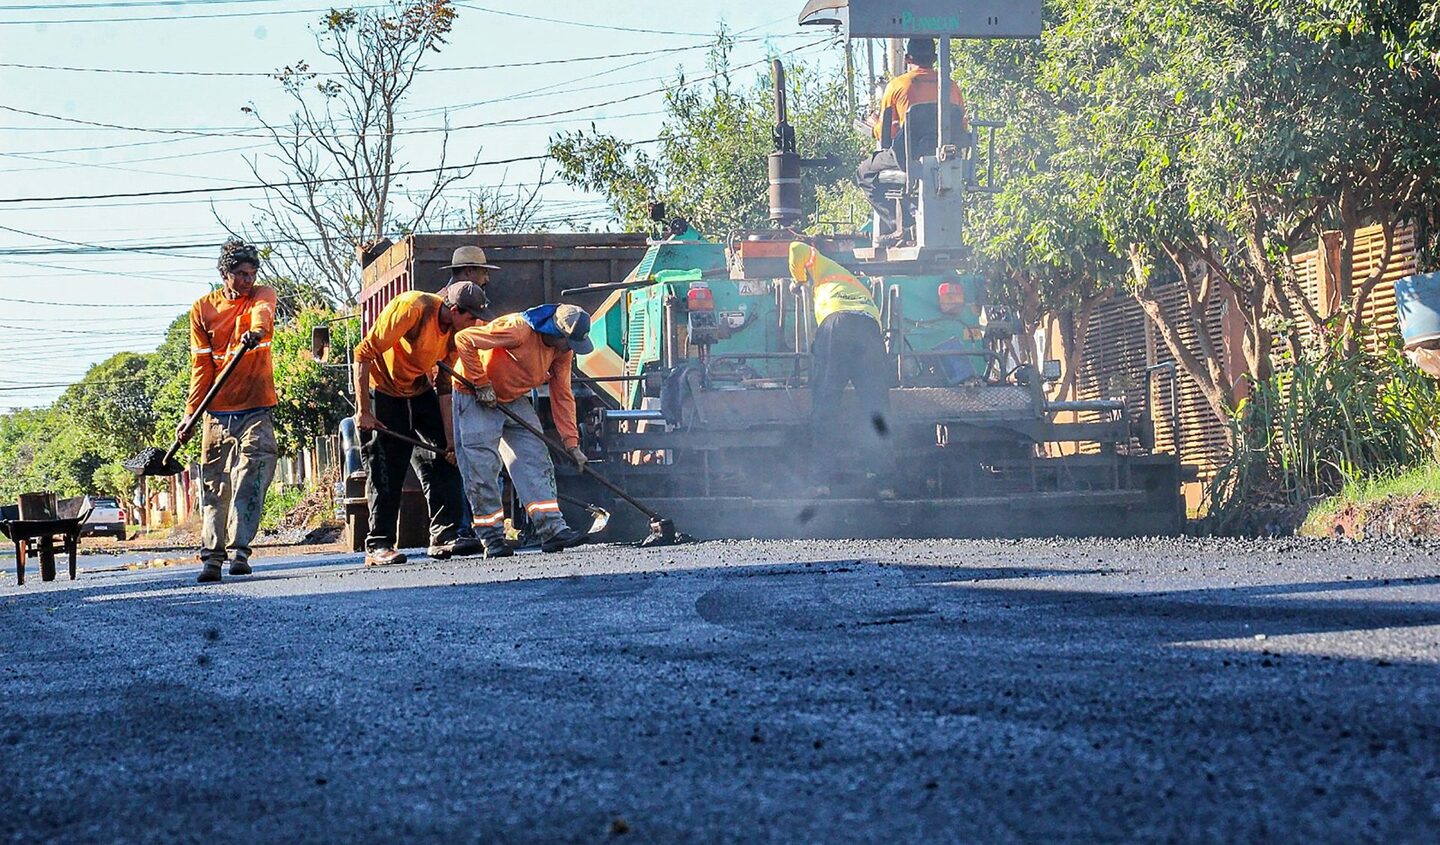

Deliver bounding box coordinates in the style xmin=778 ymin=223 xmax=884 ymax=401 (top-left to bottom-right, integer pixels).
xmin=269 ymin=309 xmax=362 ymax=454
xmin=0 ymin=407 xmax=101 ymax=503
xmin=549 ymin=36 xmax=864 ymax=236
xmin=145 ymin=314 xmax=197 ymax=465
xmin=237 ymin=1 xmax=548 ymax=305
xmin=58 ymin=352 xmax=156 ymax=463
xmin=953 ymin=31 xmax=1122 ymax=400
xmin=1314 ymin=0 xmax=1440 ymax=70
xmin=1038 ymin=0 xmax=1440 ymax=424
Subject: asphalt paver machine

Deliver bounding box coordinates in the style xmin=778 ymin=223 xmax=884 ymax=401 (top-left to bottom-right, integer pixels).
xmin=561 ymin=1 xmax=1185 ymax=540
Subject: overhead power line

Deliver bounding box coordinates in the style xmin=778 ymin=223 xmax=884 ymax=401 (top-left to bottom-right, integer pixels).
xmin=0 ymin=41 xmax=761 ymax=77
xmin=0 ymin=39 xmax=798 ymax=140
xmin=0 ymin=107 xmax=666 ymax=162
xmin=453 ymin=3 xmax=714 ymax=37
xmin=0 ymin=149 xmax=560 ymax=204
xmin=0 ymin=36 xmax=826 ymax=208
xmin=0 ymin=2 xmax=387 ymax=25
xmin=0 ymin=0 xmax=292 ymax=9
xmin=0 ymin=296 xmax=189 ymax=308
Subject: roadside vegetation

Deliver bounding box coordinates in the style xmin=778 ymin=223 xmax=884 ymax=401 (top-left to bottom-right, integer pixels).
xmin=1300 ymin=460 xmax=1440 ymax=538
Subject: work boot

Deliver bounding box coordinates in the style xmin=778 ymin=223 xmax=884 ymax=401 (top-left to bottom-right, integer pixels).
xmin=196 ymin=562 xmax=223 ymax=584
xmin=482 ymin=535 xmax=514 ymax=559
xmin=229 ymin=558 xmax=252 ymax=576
xmin=364 ymin=548 xmax=407 ymax=567
xmin=427 ymin=536 xmax=483 ymax=559
xmin=540 ymin=527 xmax=588 ymax=553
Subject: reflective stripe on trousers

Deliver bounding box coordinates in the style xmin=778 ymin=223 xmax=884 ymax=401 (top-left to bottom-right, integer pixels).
xmin=452 ymin=391 xmax=570 ymax=542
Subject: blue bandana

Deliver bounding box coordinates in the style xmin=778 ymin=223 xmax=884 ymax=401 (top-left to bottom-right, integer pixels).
xmin=521 ymin=304 xmax=565 ymax=338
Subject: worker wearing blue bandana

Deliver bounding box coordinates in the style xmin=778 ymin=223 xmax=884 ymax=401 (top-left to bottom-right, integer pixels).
xmin=451 ymin=303 xmax=594 ymax=556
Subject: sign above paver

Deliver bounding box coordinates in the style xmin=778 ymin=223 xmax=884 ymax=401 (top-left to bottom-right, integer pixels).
xmin=798 ymin=0 xmax=1043 ymax=39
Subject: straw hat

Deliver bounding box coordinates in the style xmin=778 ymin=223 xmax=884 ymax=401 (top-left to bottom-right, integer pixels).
xmin=441 ymin=245 xmax=500 ymax=271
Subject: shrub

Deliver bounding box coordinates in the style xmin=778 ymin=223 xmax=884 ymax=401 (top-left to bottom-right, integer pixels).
xmin=1205 ymin=340 xmax=1440 ymax=531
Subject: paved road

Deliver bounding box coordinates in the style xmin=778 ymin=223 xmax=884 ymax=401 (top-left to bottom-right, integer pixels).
xmin=3 ymin=537 xmax=1439 ymax=843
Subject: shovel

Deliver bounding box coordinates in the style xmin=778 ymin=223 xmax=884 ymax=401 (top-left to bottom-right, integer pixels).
xmin=124 ymin=340 xmax=255 ymax=477
xmin=375 ymin=427 xmax=452 ymax=460
xmin=558 ymin=493 xmax=611 ymax=535
xmin=437 ymin=362 xmax=687 ymax=547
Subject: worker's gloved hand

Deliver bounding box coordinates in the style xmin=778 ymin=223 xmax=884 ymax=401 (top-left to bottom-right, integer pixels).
xmin=174 ymin=416 xmax=196 ymax=445
xmin=354 ymin=410 xmax=385 ymax=432
xmin=788 ymin=281 xmax=804 ymax=297
xmin=566 ymin=445 xmax=588 ymax=469
xmin=476 ymin=385 xmax=498 ymax=408
xmin=239 ymin=330 xmax=263 ymax=349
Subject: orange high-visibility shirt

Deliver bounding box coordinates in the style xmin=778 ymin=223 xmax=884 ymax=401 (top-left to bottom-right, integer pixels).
xmin=874 ymin=67 xmax=965 ymax=143
xmin=353 ymin=291 xmax=459 ymax=398
xmin=454 ymin=314 xmax=580 ymax=449
xmin=186 ymin=286 xmax=277 ymax=415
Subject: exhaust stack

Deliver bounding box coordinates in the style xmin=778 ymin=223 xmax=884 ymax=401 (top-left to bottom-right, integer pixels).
xmin=768 ymin=59 xmax=802 ymax=227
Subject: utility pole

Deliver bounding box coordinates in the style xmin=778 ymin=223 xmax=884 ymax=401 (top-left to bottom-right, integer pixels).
xmin=865 ymin=37 xmax=875 ymax=98
xmin=844 ymin=38 xmax=856 ymax=117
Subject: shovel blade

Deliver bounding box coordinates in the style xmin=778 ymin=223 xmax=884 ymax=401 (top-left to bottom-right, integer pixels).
xmin=123 ymin=446 xmax=183 ymax=477
xmin=639 ymin=518 xmax=683 ymax=547
xmin=584 ymin=506 xmax=611 ymax=536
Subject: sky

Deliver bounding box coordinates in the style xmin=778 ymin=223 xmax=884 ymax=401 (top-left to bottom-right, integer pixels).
xmin=0 ymin=0 xmax=847 ymax=410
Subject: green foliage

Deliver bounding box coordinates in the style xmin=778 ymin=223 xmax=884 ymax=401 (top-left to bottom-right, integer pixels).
xmin=0 ymin=407 xmax=103 ymax=502
xmin=1312 ymin=0 xmax=1440 ymax=70
xmin=0 ymin=307 xmax=358 ymax=506
xmin=58 ymin=351 xmax=156 ymax=461
xmin=270 ymin=309 xmax=362 ymax=455
xmin=1206 ymin=341 xmax=1440 ymax=530
xmin=260 ymin=483 xmax=308 ymax=532
xmin=549 ymin=35 xmax=866 ymax=236
xmin=146 ymin=314 xmax=198 ymax=465
xmin=1302 ymin=459 xmax=1440 ymax=533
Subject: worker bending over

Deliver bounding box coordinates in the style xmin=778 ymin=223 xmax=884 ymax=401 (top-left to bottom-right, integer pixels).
xmin=353 ymin=283 xmax=487 ymax=566
xmin=176 ymin=240 xmax=278 ymax=583
xmin=855 ymin=37 xmax=966 ymax=240
xmin=452 ymin=304 xmax=593 ymax=556
xmin=788 ymin=242 xmax=895 ymax=497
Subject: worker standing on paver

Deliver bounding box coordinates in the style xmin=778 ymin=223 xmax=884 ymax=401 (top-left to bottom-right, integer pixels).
xmin=452 ymin=304 xmax=593 ymax=557
xmin=353 ymin=283 xmax=488 ymax=566
xmin=175 ymin=239 xmax=279 ymax=584
xmin=855 ymin=37 xmax=966 ymax=239
xmin=788 ymin=241 xmax=895 ymax=497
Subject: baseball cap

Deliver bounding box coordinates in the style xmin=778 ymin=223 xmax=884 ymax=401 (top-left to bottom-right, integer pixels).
xmin=442 ymin=281 xmax=488 ymax=318
xmin=553 ymin=304 xmax=594 ymax=355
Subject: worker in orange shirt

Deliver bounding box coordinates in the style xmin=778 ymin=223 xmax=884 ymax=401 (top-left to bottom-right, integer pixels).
xmin=352 ymin=283 xmax=487 ymax=567
xmin=175 ymin=239 xmax=279 ymax=584
xmin=452 ymin=303 xmax=593 ymax=557
xmin=856 ymin=37 xmax=966 ymax=239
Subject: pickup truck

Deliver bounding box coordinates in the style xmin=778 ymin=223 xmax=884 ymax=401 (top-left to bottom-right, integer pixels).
xmin=81 ymin=495 xmax=127 ymax=540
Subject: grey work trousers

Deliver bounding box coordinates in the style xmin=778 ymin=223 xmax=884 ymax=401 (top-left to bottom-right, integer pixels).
xmin=453 ymin=391 xmax=570 ymax=542
xmin=199 ymin=408 xmax=278 ymax=565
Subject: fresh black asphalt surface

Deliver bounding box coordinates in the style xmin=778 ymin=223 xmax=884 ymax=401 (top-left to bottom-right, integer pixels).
xmin=3 ymin=537 xmax=1439 ymax=843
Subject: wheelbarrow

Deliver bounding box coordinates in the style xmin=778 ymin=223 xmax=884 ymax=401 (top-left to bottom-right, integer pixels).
xmin=0 ymin=492 xmax=93 ymax=585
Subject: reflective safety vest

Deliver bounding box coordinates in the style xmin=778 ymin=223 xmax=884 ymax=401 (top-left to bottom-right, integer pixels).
xmin=787 ymin=242 xmax=881 ymax=326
